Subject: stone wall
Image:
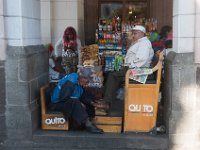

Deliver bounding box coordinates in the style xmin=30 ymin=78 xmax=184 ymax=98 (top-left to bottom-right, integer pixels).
xmin=4 ymin=45 xmax=48 ymax=143
xmin=0 ymin=61 xmax=6 ymax=143
xmin=164 ymin=51 xmax=200 ymax=150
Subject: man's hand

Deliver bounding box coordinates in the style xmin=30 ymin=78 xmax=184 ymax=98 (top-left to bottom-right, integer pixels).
xmin=81 ymin=102 xmax=86 ymax=109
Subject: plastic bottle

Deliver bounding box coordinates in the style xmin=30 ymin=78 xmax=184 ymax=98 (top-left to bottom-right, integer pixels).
xmin=156 ymin=125 xmax=166 ymax=133
xmin=95 ymin=29 xmax=98 ymax=43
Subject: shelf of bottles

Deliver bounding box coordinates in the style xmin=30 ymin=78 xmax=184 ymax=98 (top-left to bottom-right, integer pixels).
xmin=96 ymin=17 xmax=127 ymax=72
xmin=96 ymin=17 xmax=124 ymax=51
xmin=96 ymin=17 xmax=158 ymax=51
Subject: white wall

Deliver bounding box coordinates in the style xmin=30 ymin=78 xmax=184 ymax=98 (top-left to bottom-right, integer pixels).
xmin=4 ymin=0 xmax=41 ymax=46
xmin=0 ymin=0 xmax=6 ymax=60
xmin=173 ymin=0 xmax=200 ymax=62
xmin=194 ymin=0 xmax=200 ymax=63
xmin=40 ymin=0 xmax=84 ymax=46
xmin=40 ymin=0 xmax=51 ymax=44
xmin=173 ymin=0 xmax=195 ymax=53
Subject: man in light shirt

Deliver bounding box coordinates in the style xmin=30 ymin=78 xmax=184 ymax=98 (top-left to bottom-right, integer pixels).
xmin=124 ymin=26 xmax=154 ymax=68
xmin=93 ymin=25 xmax=154 ymax=112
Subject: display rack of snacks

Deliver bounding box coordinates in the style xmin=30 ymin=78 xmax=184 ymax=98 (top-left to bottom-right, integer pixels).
xmin=96 ymin=18 xmax=123 ymax=51
xmin=96 ymin=17 xmax=125 ymax=72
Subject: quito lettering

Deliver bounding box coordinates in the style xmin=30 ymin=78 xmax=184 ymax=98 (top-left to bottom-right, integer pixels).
xmin=45 ymin=117 xmax=66 ymax=125
xmin=129 ymin=104 xmax=153 ymax=113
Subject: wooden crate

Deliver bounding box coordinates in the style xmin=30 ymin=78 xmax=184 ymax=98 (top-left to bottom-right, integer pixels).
xmin=124 ymin=84 xmax=159 ymax=132
xmin=40 ymin=85 xmax=68 ymax=130
xmin=93 ymin=116 xmax=122 ymax=133
xmin=41 ymin=113 xmax=68 ymax=130
xmin=123 ymin=52 xmax=164 ymax=132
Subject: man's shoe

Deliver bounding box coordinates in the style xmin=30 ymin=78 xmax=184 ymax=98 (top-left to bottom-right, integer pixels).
xmin=86 ymin=124 xmax=104 ymax=134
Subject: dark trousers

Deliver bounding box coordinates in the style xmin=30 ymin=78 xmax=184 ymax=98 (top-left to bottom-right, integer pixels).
xmin=103 ymin=66 xmax=129 ymax=103
xmin=51 ymin=100 xmax=88 ymax=125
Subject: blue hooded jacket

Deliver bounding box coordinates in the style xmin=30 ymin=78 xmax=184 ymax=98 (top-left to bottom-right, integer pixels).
xmin=51 ymin=73 xmax=83 ymax=103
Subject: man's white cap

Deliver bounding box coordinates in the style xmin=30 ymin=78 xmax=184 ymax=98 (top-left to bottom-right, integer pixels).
xmin=132 ymin=25 xmax=146 ymax=33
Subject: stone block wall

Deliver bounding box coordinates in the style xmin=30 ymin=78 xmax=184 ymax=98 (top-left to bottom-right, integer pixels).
xmin=4 ymin=45 xmax=48 ymax=142
xmin=164 ymin=51 xmax=200 ymax=150
xmin=0 ymin=61 xmax=6 ymax=143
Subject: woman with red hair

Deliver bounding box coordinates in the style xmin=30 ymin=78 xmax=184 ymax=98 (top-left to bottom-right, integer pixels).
xmin=54 ymin=26 xmax=82 ymax=74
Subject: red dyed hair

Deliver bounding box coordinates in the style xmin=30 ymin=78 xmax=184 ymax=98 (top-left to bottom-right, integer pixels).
xmin=63 ymin=26 xmax=77 ymax=50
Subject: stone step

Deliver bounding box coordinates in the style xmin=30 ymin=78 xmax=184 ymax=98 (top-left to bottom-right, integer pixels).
xmin=32 ymin=130 xmax=168 ymax=150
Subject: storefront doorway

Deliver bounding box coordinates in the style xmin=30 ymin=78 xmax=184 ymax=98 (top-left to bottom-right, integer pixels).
xmin=84 ymin=0 xmax=173 ymax=133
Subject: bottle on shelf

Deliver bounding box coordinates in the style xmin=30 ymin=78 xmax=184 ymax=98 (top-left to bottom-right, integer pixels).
xmin=95 ymin=29 xmax=98 ymax=43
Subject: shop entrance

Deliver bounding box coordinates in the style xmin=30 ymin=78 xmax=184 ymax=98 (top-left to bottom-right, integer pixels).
xmin=83 ymin=0 xmax=173 ymax=134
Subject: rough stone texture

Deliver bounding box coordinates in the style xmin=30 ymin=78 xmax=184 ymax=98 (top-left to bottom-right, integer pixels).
xmin=6 ymin=46 xmax=48 ymax=82
xmin=31 ymin=103 xmax=40 ymax=133
xmin=197 ymin=67 xmax=200 ymax=87
xmin=6 ymin=82 xmax=30 ymax=105
xmin=164 ymin=52 xmax=200 ymax=149
xmin=163 ymin=52 xmax=175 ymax=133
xmin=0 ymin=61 xmax=6 ymax=106
xmin=0 ymin=61 xmax=6 ymax=143
xmin=5 ymin=45 xmax=48 ymax=142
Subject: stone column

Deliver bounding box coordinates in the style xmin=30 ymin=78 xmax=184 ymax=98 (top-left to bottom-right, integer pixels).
xmin=0 ymin=0 xmax=7 ymax=144
xmin=165 ymin=0 xmax=200 ymax=149
xmin=3 ymin=0 xmax=49 ymax=144
xmin=0 ymin=61 xmax=6 ymax=144
xmin=40 ymin=0 xmax=52 ymax=44
xmin=194 ymin=0 xmax=200 ymax=63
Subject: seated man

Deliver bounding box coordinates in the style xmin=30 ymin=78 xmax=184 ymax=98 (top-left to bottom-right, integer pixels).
xmin=50 ymin=73 xmax=103 ymax=134
xmin=94 ymin=25 xmax=154 ymax=112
